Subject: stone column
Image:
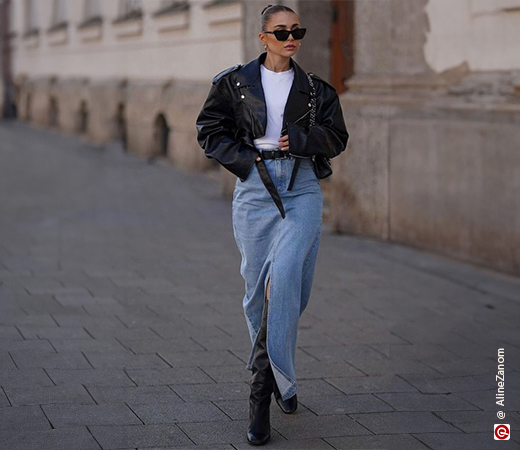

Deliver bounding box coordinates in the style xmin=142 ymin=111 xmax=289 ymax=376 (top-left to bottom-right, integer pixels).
xmin=333 ymin=0 xmax=437 ymax=240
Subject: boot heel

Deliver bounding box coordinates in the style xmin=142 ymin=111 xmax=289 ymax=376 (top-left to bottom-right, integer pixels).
xmin=247 ymin=397 xmax=271 ymax=445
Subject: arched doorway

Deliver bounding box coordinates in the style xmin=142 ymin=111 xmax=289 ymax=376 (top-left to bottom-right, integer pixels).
xmin=25 ymin=92 xmax=32 ymax=121
xmin=153 ymin=113 xmax=170 ymax=158
xmin=116 ymin=102 xmax=127 ymax=151
xmin=49 ymin=96 xmax=59 ymax=127
xmin=77 ymin=100 xmax=88 ymax=134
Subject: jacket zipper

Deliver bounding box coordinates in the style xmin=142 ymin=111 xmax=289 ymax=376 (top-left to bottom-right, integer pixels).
xmin=293 ymin=108 xmax=311 ymax=124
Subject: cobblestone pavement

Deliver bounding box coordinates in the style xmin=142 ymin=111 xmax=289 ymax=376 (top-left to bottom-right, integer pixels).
xmin=1 ymin=120 xmax=519 ymax=450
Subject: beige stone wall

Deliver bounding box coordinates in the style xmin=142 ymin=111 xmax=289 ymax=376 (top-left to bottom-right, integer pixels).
xmin=8 ymin=0 xmax=243 ymax=176
xmin=339 ymin=0 xmax=520 ymax=275
xmin=9 ymin=0 xmax=243 ymax=82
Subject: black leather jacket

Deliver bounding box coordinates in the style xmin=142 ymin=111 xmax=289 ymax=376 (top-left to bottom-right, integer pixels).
xmin=196 ymin=51 xmax=349 ymax=218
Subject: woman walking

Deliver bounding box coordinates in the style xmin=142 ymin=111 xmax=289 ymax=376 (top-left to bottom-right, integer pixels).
xmin=196 ymin=4 xmax=349 ymax=445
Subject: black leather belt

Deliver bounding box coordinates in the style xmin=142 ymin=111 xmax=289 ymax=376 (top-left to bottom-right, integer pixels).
xmin=255 ymin=149 xmax=311 ymax=219
xmin=260 ymin=149 xmax=291 ymax=159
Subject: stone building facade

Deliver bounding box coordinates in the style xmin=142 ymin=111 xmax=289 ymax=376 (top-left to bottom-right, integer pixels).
xmin=340 ymin=0 xmax=520 ymax=276
xmin=1 ymin=0 xmax=519 ymax=276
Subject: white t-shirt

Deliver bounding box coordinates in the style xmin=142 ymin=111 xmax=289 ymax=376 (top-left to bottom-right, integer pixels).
xmin=253 ymin=63 xmax=294 ymax=151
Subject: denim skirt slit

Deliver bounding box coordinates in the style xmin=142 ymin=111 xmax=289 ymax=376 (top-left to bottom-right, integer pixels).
xmin=232 ymin=156 xmax=323 ymax=401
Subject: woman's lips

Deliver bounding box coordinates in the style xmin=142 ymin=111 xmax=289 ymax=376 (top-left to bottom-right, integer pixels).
xmin=285 ymin=45 xmax=295 ymax=49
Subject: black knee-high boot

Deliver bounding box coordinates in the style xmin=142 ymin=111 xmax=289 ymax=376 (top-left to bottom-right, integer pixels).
xmin=247 ymin=295 xmax=274 ymax=446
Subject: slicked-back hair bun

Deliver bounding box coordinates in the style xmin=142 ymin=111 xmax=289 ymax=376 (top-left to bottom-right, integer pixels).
xmin=261 ymin=4 xmax=274 ymax=15
xmin=261 ymin=4 xmax=297 ymax=31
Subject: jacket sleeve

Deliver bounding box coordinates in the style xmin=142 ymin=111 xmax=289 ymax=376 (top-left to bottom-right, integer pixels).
xmin=195 ymin=81 xmax=259 ymax=182
xmin=286 ymin=83 xmax=349 ymax=159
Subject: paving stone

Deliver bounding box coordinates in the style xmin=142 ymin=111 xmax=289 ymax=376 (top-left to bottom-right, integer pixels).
xmin=294 ymin=378 xmax=348 ymax=397
xmin=0 ymin=326 xmax=24 ymax=341
xmin=10 ymin=350 xmax=92 ymax=369
xmin=198 ymin=364 xmax=251 ymax=383
xmin=423 ymin=357 xmax=502 ymax=376
xmin=177 ymin=419 xmax=284 ymax=445
xmin=171 ymin=382 xmax=250 ymax=402
xmin=454 ymin=389 xmax=520 ymax=411
xmin=4 ymin=385 xmax=95 ymax=406
xmin=0 ymin=388 xmax=11 ymax=406
xmin=212 ymin=398 xmax=315 ymax=421
xmin=45 ymin=368 xmax=135 ymax=386
xmin=86 ymin=385 xmax=184 ymax=404
xmin=446 ymin=331 xmax=513 ymax=354
xmin=270 ymin=414 xmax=371 ymax=439
xmin=129 ymin=401 xmax=230 ymax=423
xmin=50 ymin=314 xmax=126 ymax=329
xmin=434 ymin=410 xmax=520 ymax=433
xmin=413 ymin=432 xmax=520 ymax=449
xmin=299 ymin=393 xmax=394 ymax=415
xmin=0 ymin=350 xmax=17 ymax=369
xmin=158 ymin=350 xmax=244 ymax=367
xmin=326 ymin=375 xmax=418 ymax=395
xmin=125 ymin=367 xmax=215 ymax=385
xmin=190 ymin=334 xmax=256 ymax=351
xmin=151 ymin=323 xmax=231 ymax=339
xmin=374 ymin=392 xmax=479 ymax=411
xmin=53 ymin=294 xmax=121 ymax=307
xmin=25 ymin=286 xmax=91 ymax=296
xmin=389 ymin=325 xmax=472 ymax=346
xmin=109 ymin=311 xmax=170 ymax=329
xmin=42 ymin=403 xmax=141 ymax=427
xmin=89 ymin=423 xmax=192 ymax=448
xmin=95 ymin=323 xmax=171 ymax=339
xmin=324 ymin=434 xmax=432 ymax=449
xmin=81 ymin=302 xmax=132 ymax=315
xmin=0 ymin=314 xmax=57 ymax=327
xmin=17 ymin=278 xmax=63 ymax=292
xmin=330 ymin=329 xmax=409 ymax=346
xmin=0 ymin=426 xmax=100 ymax=450
xmin=0 ymin=369 xmax=54 ymax=388
xmin=123 ymin=337 xmax=206 ymax=354
xmin=82 ymin=268 xmax=140 ymax=278
xmin=138 ymin=446 xmax=234 ymax=450
xmin=231 ymin=438 xmax=335 ymax=449
xmin=397 ymin=373 xmax=496 ymax=394
xmin=301 ymin=344 xmax=382 ymax=363
xmin=16 ymin=325 xmax=92 ymax=340
xmin=49 ymin=338 xmax=127 ymax=352
xmin=295 ymin=360 xmax=365 ymax=379
xmin=0 ymin=405 xmax=52 ymax=430
xmin=350 ymin=411 xmax=461 ymax=434
xmin=82 ymin=350 xmax=170 ymax=369
xmin=369 ymin=343 xmax=461 ymax=362
xmin=349 ymin=356 xmax=439 ymax=376
xmin=0 ymin=339 xmax=56 ymax=353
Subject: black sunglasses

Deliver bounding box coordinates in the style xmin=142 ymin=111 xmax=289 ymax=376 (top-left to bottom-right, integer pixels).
xmin=262 ymin=28 xmax=306 ymax=41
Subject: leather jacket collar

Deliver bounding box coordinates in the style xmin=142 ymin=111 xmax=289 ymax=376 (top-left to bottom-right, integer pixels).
xmin=233 ymin=51 xmax=312 ymax=139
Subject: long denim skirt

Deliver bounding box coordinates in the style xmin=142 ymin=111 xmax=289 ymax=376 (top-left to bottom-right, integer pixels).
xmin=232 ymin=156 xmax=323 ymax=401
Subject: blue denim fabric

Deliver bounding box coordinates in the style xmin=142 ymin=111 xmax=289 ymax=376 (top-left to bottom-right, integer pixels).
xmin=232 ymin=156 xmax=323 ymax=401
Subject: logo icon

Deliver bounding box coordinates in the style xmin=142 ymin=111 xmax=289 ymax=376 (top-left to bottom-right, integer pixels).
xmin=495 ymin=424 xmax=510 ymax=440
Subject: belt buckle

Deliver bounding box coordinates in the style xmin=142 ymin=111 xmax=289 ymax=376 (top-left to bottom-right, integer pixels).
xmin=277 ymin=147 xmax=289 ymax=159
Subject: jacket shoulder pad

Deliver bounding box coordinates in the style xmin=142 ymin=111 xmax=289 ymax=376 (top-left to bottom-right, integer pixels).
xmin=211 ymin=64 xmax=242 ymax=85
xmin=308 ymin=72 xmax=336 ymax=92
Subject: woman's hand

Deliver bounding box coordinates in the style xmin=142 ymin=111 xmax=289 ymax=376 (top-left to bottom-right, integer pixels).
xmin=256 ymin=135 xmax=290 ymax=161
xmin=278 ymin=134 xmax=289 ymax=151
